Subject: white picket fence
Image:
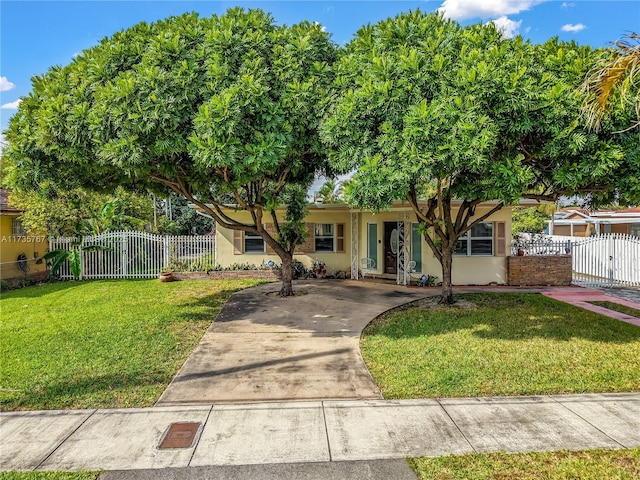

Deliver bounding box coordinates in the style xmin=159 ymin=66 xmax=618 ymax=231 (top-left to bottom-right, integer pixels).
xmin=49 ymin=231 xmax=216 ymax=280
xmin=538 ymin=234 xmax=640 ymax=287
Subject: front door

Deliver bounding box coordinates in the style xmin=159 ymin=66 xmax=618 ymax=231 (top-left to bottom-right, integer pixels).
xmin=384 ymin=222 xmax=398 ymax=275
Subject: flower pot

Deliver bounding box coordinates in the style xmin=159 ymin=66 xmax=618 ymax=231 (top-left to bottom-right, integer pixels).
xmin=159 ymin=272 xmax=174 ymax=282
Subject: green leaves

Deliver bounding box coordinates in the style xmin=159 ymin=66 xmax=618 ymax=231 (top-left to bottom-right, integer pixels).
xmin=37 ymin=242 xmax=112 ymax=280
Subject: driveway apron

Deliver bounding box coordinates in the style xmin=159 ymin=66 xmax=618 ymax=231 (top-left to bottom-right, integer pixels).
xmin=156 ymin=280 xmax=429 ymax=405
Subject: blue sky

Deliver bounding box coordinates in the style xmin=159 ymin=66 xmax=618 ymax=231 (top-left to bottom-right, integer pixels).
xmin=1 ymin=0 xmax=638 ymax=137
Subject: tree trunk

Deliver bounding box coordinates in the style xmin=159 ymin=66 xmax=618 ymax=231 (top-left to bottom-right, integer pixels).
xmin=439 ymin=243 xmax=454 ymax=305
xmin=279 ymin=252 xmax=294 ymax=297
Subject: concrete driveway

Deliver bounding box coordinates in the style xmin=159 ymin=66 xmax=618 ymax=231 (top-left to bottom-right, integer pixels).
xmin=156 ymin=280 xmax=430 ymax=405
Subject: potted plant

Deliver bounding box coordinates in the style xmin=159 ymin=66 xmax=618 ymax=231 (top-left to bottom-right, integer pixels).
xmin=512 ymin=235 xmax=526 ymax=256
xmin=159 ymin=270 xmax=174 ymax=282
xmin=312 ymin=258 xmax=326 ymax=278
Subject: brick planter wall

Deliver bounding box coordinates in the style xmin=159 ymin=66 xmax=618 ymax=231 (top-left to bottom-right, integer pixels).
xmin=173 ymin=270 xmax=279 ymax=281
xmin=508 ymin=255 xmax=572 ymax=286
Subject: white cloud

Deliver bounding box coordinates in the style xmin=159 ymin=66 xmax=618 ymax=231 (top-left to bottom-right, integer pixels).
xmin=313 ymin=21 xmax=326 ymax=33
xmin=488 ymin=16 xmax=522 ymax=39
xmin=437 ymin=0 xmax=543 ymax=21
xmin=561 ymin=23 xmax=586 ymax=32
xmin=1 ymin=99 xmax=22 ymax=109
xmin=0 ymin=76 xmax=16 ymax=92
xmin=561 ymin=2 xmax=575 ymax=7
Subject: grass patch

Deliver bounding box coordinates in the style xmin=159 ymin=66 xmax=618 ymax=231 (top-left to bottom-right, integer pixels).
xmin=590 ymin=301 xmax=640 ymax=319
xmin=409 ymin=448 xmax=640 ymax=480
xmin=0 ymin=473 xmax=100 ymax=480
xmin=0 ymin=279 xmax=264 ymax=411
xmin=361 ymin=293 xmax=640 ymax=398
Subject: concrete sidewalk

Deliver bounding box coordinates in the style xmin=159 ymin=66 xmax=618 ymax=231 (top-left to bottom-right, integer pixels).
xmin=2 ymin=393 xmax=639 ymax=473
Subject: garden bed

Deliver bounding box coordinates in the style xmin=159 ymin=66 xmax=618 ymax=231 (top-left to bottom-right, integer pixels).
xmin=172 ymin=270 xmax=279 ymax=281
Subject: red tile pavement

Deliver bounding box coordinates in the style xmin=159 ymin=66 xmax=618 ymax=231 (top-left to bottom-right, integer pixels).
xmin=542 ymin=289 xmax=640 ymax=327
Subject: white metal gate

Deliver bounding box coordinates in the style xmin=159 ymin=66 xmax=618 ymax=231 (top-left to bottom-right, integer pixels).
xmin=49 ymin=231 xmax=216 ymax=280
xmin=570 ymin=234 xmax=640 ymax=287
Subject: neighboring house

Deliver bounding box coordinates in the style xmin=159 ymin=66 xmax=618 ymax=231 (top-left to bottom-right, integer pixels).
xmin=209 ymin=200 xmax=515 ymax=285
xmin=549 ymin=208 xmax=640 ymax=237
xmin=0 ymin=189 xmax=48 ymax=281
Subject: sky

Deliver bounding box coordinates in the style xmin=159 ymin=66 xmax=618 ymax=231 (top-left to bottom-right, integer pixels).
xmin=1 ymin=0 xmax=638 ymax=139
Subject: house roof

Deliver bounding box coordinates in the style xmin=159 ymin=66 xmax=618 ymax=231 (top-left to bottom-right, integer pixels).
xmin=590 ymin=207 xmax=640 ymax=218
xmin=0 ymin=189 xmax=22 ymax=215
xmin=550 ymin=207 xmax=640 ymax=226
xmin=191 ymin=199 xmax=532 ymax=217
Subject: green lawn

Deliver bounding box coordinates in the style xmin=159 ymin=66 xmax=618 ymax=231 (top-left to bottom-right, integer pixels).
xmin=0 ymin=473 xmax=99 ymax=480
xmin=0 ymin=279 xmax=263 ymax=411
xmin=409 ymin=448 xmax=640 ymax=480
xmin=361 ymin=293 xmax=640 ymax=398
xmin=590 ymin=301 xmax=640 ymax=319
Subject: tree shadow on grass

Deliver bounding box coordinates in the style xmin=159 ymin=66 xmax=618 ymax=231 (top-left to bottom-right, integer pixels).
xmin=0 ymin=279 xmax=85 ymax=299
xmin=368 ymin=293 xmax=640 ymax=344
xmin=171 ymin=287 xmax=261 ymax=324
xmin=0 ymin=370 xmax=168 ymax=411
xmin=0 ymin=278 xmax=167 ymax=300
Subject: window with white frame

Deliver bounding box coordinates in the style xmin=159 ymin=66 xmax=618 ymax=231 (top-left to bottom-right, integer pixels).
xmin=244 ymin=231 xmax=265 ymax=253
xmin=455 ymin=222 xmax=494 ymax=256
xmin=12 ymin=219 xmax=26 ymax=236
xmin=631 ymin=224 xmax=640 ymax=237
xmin=315 ymin=223 xmax=334 ymax=252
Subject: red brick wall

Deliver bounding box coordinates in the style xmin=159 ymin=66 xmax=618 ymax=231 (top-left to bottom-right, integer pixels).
xmin=508 ymin=255 xmax=572 ymax=286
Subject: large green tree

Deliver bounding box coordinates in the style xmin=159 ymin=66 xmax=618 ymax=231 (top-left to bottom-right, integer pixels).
xmin=7 ymin=186 xmax=152 ymax=237
xmin=3 ymin=8 xmax=336 ymax=295
xmin=322 ymin=11 xmax=638 ymax=303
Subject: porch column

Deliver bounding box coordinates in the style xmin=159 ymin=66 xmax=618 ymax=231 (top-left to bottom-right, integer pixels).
xmin=397 ymin=211 xmax=410 ymax=286
xmin=350 ymin=211 xmax=358 ymax=279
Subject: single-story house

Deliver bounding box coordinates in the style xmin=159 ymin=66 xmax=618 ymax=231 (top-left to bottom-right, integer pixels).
xmin=548 ymin=208 xmax=640 ymax=237
xmin=207 ymin=200 xmax=516 ymax=285
xmin=0 ymin=189 xmax=48 ymax=281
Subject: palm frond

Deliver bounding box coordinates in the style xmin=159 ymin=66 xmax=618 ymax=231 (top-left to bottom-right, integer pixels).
xmin=582 ymin=33 xmax=640 ymax=131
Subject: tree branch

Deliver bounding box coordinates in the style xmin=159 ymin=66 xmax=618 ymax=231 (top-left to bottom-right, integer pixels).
xmin=460 ymin=201 xmax=505 ymax=236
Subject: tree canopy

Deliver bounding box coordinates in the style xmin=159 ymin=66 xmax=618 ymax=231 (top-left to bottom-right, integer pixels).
xmin=322 ymin=11 xmax=639 ymax=302
xmin=8 ymin=186 xmax=152 ymax=237
xmin=3 ymin=8 xmax=336 ymax=295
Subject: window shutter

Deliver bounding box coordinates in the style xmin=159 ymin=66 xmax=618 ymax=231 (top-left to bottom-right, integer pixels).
xmin=336 ymin=223 xmax=345 ymax=253
xmin=265 ymin=223 xmax=276 ymax=255
xmin=298 ymin=223 xmax=315 ymax=253
xmin=233 ymin=230 xmax=244 ymax=255
xmin=495 ymin=222 xmax=506 ymax=256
